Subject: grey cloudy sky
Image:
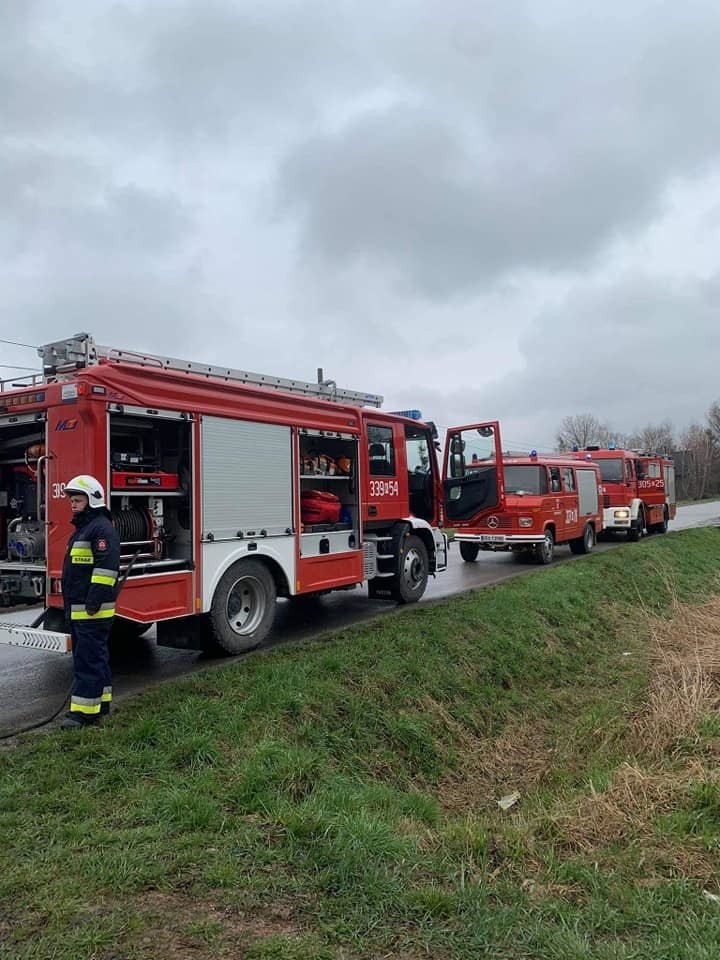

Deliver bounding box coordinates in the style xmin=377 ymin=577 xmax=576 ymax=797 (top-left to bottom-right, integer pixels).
xmin=2 ymin=0 xmax=719 ymax=450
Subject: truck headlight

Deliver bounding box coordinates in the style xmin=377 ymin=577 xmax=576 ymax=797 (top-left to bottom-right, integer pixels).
xmin=614 ymin=509 xmax=630 ymax=519
xmin=519 ymin=517 xmax=533 ymax=528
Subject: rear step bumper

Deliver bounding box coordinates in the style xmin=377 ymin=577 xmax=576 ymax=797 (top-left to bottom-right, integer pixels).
xmin=0 ymin=621 xmax=71 ymax=654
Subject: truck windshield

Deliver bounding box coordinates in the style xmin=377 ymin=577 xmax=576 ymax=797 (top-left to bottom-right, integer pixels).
xmin=596 ymin=459 xmax=623 ymax=483
xmin=504 ymin=465 xmax=547 ymax=495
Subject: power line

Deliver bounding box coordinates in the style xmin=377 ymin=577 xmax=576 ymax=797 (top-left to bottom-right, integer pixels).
xmin=0 ymin=337 xmax=37 ymax=350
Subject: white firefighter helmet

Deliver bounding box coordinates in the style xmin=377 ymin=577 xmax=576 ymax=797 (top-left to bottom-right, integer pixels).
xmin=65 ymin=474 xmax=106 ymax=508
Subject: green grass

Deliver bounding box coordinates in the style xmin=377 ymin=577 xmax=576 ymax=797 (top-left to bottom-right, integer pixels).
xmin=2 ymin=528 xmax=720 ymax=959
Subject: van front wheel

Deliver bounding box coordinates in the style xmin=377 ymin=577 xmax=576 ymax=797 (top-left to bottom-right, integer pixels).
xmin=459 ymin=541 xmax=480 ymax=563
xmin=534 ymin=529 xmax=554 ymax=565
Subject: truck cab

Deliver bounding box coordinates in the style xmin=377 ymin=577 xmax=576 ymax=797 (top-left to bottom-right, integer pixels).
xmin=570 ymin=446 xmax=676 ymax=540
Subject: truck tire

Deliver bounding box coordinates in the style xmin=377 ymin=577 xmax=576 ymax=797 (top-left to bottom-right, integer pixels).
xmin=459 ymin=541 xmax=480 ymax=563
xmin=390 ymin=534 xmax=429 ymax=604
xmin=569 ymin=523 xmax=595 ymax=555
xmin=209 ymin=558 xmax=276 ymax=654
xmin=627 ymin=508 xmax=644 ymax=542
xmin=534 ymin=528 xmax=554 ymax=565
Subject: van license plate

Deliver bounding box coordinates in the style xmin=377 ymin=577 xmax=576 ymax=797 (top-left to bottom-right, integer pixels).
xmin=479 ymin=535 xmax=504 ymax=543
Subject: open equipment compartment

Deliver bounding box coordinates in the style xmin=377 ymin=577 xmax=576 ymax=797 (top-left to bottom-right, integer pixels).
xmin=298 ymin=428 xmax=360 ymax=556
xmin=108 ymin=407 xmax=194 ymax=576
xmin=0 ymin=412 xmax=47 ymax=605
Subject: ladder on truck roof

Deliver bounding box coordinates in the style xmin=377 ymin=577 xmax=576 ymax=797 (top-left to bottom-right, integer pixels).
xmin=38 ymin=332 xmax=384 ymax=408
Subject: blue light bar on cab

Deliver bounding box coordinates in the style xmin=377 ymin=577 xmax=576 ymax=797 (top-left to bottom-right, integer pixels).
xmin=389 ymin=409 xmax=422 ymax=419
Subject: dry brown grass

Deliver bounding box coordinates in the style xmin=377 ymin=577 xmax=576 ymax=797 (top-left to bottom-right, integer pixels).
xmin=427 ymin=696 xmax=557 ymax=813
xmin=549 ymin=592 xmax=720 ymax=878
xmin=111 ymin=890 xmax=307 ymax=959
xmin=631 ymin=595 xmax=720 ymax=757
xmin=554 ymin=761 xmax=717 ymax=842
xmin=432 ymin=588 xmax=720 ymax=887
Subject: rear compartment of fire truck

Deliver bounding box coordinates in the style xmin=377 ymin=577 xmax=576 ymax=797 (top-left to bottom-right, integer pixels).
xmin=0 ymin=409 xmax=194 ymax=613
xmin=0 ymin=415 xmax=47 ymax=607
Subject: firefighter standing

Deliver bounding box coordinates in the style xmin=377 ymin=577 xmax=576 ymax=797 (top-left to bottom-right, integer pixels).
xmin=60 ymin=475 xmax=120 ymax=729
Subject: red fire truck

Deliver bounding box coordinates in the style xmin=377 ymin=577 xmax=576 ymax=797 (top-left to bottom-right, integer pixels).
xmin=0 ymin=334 xmax=447 ymax=654
xmin=444 ymin=421 xmax=603 ymax=564
xmin=568 ymin=445 xmax=676 ymax=540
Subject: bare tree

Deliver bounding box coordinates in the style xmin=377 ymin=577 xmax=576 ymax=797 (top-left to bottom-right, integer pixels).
xmin=555 ymin=414 xmax=611 ymax=452
xmin=707 ymin=401 xmax=720 ymax=447
xmin=677 ymin=423 xmax=716 ymax=501
xmin=626 ymin=420 xmax=676 ymax=454
xmin=704 ymin=400 xmax=720 ymax=496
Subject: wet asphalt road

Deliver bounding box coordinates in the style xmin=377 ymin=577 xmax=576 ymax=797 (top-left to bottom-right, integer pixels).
xmin=1 ymin=500 xmax=718 ymax=736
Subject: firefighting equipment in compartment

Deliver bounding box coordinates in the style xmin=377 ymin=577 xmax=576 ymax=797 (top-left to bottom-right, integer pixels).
xmin=65 ymin=475 xmax=106 ymax=509
xmin=301 ymin=489 xmax=342 ymax=524
xmin=24 ymin=443 xmax=46 ymax=474
xmin=111 ymin=470 xmax=180 ymax=490
xmin=7 ymin=465 xmax=37 ymax=519
xmin=301 ymin=448 xmax=357 ymax=476
xmin=61 ymin=501 xmax=120 ymax=723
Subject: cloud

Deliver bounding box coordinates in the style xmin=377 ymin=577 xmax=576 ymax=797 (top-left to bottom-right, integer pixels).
xmin=275 ymin=2 xmax=720 ymax=293
xmin=2 ymin=0 xmax=719 ymax=448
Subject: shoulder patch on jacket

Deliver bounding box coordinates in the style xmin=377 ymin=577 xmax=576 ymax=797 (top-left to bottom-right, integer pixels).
xmin=97 ymin=538 xmax=107 ymax=551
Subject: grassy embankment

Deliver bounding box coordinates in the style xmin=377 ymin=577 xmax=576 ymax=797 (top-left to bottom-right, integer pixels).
xmin=2 ymin=528 xmax=720 ymax=959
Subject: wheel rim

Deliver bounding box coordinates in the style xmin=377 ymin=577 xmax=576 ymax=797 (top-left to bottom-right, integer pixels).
xmin=402 ymin=545 xmax=426 ymax=591
xmin=542 ymin=533 xmax=553 ymax=561
xmin=225 ymin=575 xmax=268 ymax=636
xmin=585 ymin=526 xmax=594 ymax=550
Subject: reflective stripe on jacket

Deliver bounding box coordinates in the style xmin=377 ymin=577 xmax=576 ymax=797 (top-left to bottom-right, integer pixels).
xmin=61 ymin=507 xmax=121 ymax=618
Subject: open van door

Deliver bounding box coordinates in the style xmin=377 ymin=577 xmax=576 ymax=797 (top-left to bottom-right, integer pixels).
xmin=443 ymin=421 xmax=505 ymax=523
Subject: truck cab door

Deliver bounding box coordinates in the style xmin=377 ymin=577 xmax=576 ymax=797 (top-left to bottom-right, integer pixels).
xmin=623 ymin=458 xmax=636 ymax=497
xmin=443 ymin=421 xmax=505 ymax=523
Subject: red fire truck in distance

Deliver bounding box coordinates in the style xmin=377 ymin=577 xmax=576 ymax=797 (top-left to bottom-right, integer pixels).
xmin=444 ymin=421 xmax=603 ymax=564
xmin=567 ymin=445 xmax=676 ymax=540
xmin=0 ymin=334 xmax=447 ymax=654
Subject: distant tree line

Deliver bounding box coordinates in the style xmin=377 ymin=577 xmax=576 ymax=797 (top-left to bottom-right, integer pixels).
xmin=554 ymin=400 xmax=720 ymax=501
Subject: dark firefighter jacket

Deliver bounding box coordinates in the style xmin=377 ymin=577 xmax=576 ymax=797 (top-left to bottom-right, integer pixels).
xmin=61 ymin=507 xmax=121 ymax=622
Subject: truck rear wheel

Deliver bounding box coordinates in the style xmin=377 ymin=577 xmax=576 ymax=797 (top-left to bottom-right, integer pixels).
xmin=391 ymin=534 xmax=429 ymax=604
xmin=652 ymin=507 xmax=669 ymax=535
xmin=569 ymin=523 xmax=595 ymax=555
xmin=209 ymin=558 xmax=276 ymax=654
xmin=459 ymin=541 xmax=480 ymax=563
xmin=534 ymin=529 xmax=554 ymax=565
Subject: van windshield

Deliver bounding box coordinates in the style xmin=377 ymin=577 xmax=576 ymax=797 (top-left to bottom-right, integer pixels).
xmin=504 ymin=465 xmax=547 ymax=496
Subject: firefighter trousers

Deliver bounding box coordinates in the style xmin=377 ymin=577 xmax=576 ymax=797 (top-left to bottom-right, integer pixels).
xmin=69 ymin=619 xmax=113 ymax=723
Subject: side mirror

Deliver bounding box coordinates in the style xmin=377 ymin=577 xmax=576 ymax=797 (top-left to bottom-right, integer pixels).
xmin=450 ymin=453 xmax=465 ymax=479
